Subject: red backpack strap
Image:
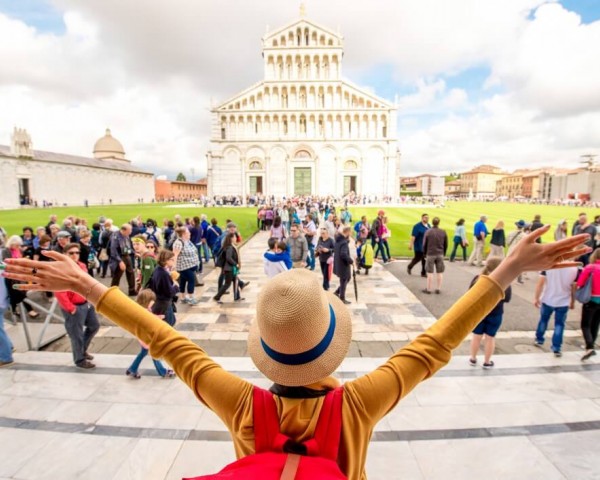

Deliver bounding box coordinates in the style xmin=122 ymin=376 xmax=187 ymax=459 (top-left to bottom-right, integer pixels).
xmin=253 ymin=386 xmax=282 ymax=453
xmin=305 ymin=387 xmax=344 ymax=460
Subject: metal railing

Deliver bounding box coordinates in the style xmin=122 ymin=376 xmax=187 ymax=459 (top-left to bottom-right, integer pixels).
xmin=17 ymin=297 xmax=66 ymax=351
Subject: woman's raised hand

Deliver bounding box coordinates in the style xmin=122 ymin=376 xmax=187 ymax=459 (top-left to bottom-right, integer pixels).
xmin=491 ymin=225 xmax=591 ymax=290
xmin=1 ymin=250 xmax=93 ymax=295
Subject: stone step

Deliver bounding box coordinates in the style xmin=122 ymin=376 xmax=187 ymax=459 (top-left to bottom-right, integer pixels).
xmin=1 ymin=351 xmax=599 ymax=479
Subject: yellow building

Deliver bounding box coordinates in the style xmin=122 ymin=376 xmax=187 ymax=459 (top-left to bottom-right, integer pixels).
xmin=459 ymin=165 xmax=506 ymax=199
xmin=495 ymin=169 xmax=530 ymax=199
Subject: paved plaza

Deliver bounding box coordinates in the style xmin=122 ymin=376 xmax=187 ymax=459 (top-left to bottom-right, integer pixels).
xmin=2 ymin=231 xmax=600 ymax=479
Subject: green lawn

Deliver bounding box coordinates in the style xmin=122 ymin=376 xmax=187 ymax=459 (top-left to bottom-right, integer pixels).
xmin=0 ymin=204 xmax=259 ymax=243
xmin=346 ymin=202 xmax=589 ymax=257
xmin=0 ymin=201 xmax=592 ymax=257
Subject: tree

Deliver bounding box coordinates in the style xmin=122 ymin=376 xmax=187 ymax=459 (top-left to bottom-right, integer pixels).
xmin=176 ymin=172 xmax=187 ymax=182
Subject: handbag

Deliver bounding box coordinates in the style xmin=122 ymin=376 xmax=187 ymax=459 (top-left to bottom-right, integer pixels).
xmin=98 ymin=248 xmax=109 ymax=262
xmin=575 ymin=268 xmax=594 ymax=304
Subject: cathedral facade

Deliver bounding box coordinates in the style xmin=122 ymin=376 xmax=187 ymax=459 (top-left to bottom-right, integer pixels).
xmin=206 ymin=15 xmax=400 ymax=198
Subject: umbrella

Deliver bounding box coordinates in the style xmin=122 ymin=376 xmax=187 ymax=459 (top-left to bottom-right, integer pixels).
xmin=352 ymin=266 xmax=358 ymax=302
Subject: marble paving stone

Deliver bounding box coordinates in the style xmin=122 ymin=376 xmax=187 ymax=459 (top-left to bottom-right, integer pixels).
xmin=411 ymin=377 xmax=474 ymax=406
xmin=410 ymin=436 xmax=565 ymax=480
xmin=14 ymin=430 xmax=138 ymax=480
xmin=386 ymin=401 xmax=564 ymax=431
xmin=98 ymin=402 xmax=204 ymax=430
xmin=530 ymin=430 xmax=600 ymax=480
xmin=545 ymin=398 xmax=600 ymax=423
xmin=181 ymin=313 xmax=220 ymax=324
xmin=365 ymin=442 xmax=424 ymax=479
xmin=165 ymin=441 xmax=236 ymax=479
xmin=458 ymin=372 xmax=600 ymax=405
xmin=0 ymin=395 xmax=61 ymax=421
xmin=195 ymin=406 xmax=230 ymax=432
xmin=0 ymin=427 xmax=58 ymax=478
xmin=112 ymin=438 xmax=184 ymax=480
xmin=157 ymin=380 xmax=201 ymax=406
xmin=87 ymin=374 xmax=172 ymax=404
xmin=46 ymin=399 xmax=113 ymax=424
xmin=1 ymin=370 xmax=108 ymax=401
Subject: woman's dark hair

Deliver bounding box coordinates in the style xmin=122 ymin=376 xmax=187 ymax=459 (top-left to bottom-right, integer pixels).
xmin=146 ymin=219 xmax=156 ymax=228
xmin=175 ymin=226 xmax=187 ymax=237
xmin=222 ymin=232 xmax=236 ymax=250
xmin=456 ymin=218 xmax=465 ymax=226
xmin=92 ymin=223 xmax=101 ymax=231
xmin=22 ymin=226 xmax=33 ymax=234
xmin=273 ymin=216 xmax=282 ymax=228
xmin=193 ymin=216 xmax=200 ymax=227
xmin=167 ymin=221 xmax=175 ymax=228
xmin=157 ymin=249 xmax=175 ymax=266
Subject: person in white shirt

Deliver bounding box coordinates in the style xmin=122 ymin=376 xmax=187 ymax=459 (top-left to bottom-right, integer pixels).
xmin=296 ymin=204 xmax=307 ymax=222
xmin=533 ymin=267 xmax=578 ymax=357
xmin=263 ymin=238 xmax=290 ymax=278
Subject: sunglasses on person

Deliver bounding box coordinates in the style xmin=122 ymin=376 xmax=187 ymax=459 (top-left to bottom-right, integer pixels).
xmin=67 ymin=250 xmax=80 ymax=256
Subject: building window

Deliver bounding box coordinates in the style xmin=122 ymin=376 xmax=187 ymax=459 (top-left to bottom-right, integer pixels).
xmin=283 ymin=120 xmax=288 ymax=134
xmin=221 ymin=127 xmax=226 ymax=140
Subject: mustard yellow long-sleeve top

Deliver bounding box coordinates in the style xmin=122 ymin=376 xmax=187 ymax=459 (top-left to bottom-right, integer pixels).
xmin=96 ymin=275 xmax=504 ymax=480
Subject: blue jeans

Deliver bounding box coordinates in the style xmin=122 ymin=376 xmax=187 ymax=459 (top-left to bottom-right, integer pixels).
xmin=200 ymin=242 xmax=210 ymax=263
xmin=374 ymin=239 xmax=389 ymax=262
xmin=128 ymin=346 xmax=167 ymax=376
xmin=62 ymin=303 xmax=100 ymax=365
xmin=307 ymin=242 xmax=316 ymax=270
xmin=536 ymin=303 xmax=568 ymax=352
xmin=178 ymin=266 xmax=197 ymax=295
xmin=0 ymin=307 xmax=14 ymax=363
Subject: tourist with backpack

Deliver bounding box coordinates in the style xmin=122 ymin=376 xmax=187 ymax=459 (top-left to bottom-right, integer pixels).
xmin=3 ymin=225 xmax=589 ymax=479
xmin=172 ymin=227 xmax=200 ymax=305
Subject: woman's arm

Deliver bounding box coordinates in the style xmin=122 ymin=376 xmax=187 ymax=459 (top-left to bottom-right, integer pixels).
xmin=1 ymin=251 xmax=252 ymax=425
xmin=344 ymin=225 xmax=589 ymax=423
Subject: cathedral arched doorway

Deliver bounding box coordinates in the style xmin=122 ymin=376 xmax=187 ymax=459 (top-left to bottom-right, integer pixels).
xmin=293 ymin=149 xmax=313 ymax=195
xmin=247 ymin=159 xmax=264 ymax=195
xmin=343 ymin=159 xmax=358 ymax=195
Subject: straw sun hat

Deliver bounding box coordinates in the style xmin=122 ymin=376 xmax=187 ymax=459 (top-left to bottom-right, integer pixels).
xmin=248 ymin=269 xmax=352 ymax=387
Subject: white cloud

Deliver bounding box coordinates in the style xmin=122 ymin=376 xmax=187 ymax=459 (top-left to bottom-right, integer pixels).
xmin=0 ymin=0 xmax=598 ymax=179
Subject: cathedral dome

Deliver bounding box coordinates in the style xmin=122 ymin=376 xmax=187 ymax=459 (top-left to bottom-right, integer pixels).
xmin=93 ymin=128 xmax=126 ymax=160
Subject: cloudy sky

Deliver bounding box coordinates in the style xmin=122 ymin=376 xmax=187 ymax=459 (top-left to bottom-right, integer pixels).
xmin=0 ymin=0 xmax=599 ymax=178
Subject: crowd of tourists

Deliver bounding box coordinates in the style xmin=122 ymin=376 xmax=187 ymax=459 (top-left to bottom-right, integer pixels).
xmin=405 ymin=210 xmax=600 ymax=367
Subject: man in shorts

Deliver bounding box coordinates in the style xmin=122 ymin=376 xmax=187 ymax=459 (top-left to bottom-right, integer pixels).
xmin=422 ymin=217 xmax=448 ymax=294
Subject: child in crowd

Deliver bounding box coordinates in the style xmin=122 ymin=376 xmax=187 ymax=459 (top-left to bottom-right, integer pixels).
xmin=126 ymin=289 xmax=174 ymax=379
xmin=132 ymin=236 xmax=157 ymax=292
xmin=356 ymin=239 xmax=374 ymax=275
xmin=263 ymin=238 xmax=291 ymax=278
xmin=468 ymin=257 xmax=512 ymax=369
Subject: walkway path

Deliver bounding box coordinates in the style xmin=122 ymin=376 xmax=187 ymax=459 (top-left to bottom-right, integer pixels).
xmin=29 ymin=231 xmax=438 ymax=357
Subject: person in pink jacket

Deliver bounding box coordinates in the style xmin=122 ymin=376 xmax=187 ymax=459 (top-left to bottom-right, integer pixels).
xmin=576 ymin=248 xmax=600 ymax=361
xmin=55 ymin=243 xmax=99 ymax=369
